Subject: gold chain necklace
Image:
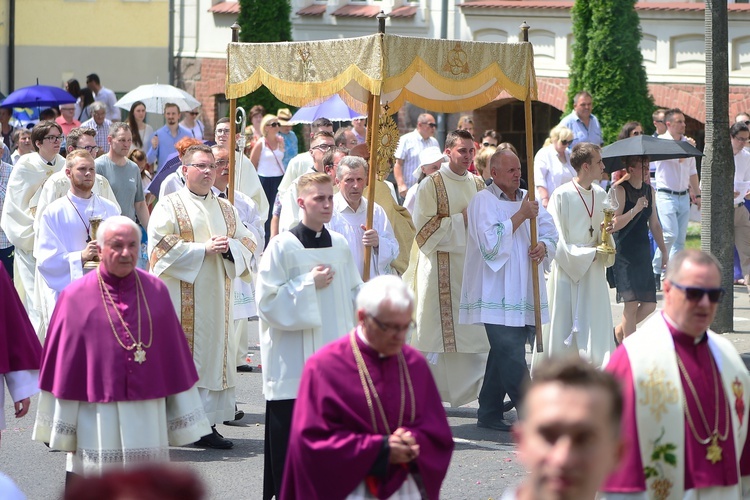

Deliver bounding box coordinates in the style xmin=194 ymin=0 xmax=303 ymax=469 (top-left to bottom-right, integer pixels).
xmin=350 ymin=331 xmax=415 ymax=435
xmin=676 ymin=353 xmax=730 ymax=464
xmin=97 ymin=268 xmax=153 ymax=364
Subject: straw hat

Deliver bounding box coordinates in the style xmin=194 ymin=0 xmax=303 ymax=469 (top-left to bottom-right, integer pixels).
xmin=277 ymin=108 xmax=293 ymax=126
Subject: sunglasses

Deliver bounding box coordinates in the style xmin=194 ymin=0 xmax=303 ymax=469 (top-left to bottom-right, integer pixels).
xmin=190 ymin=111 xmax=200 ymax=116
xmin=421 ymin=122 xmax=437 ymax=128
xmin=669 ymin=282 xmax=725 ymax=303
xmin=267 ymin=122 xmax=280 ymax=127
xmin=561 ymin=140 xmax=572 ymax=146
xmin=482 ymin=142 xmax=497 ymax=147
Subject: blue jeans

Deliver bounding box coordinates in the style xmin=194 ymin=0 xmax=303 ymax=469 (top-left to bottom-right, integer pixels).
xmin=652 ymin=190 xmax=690 ymax=274
xmin=477 ymin=324 xmax=531 ymax=425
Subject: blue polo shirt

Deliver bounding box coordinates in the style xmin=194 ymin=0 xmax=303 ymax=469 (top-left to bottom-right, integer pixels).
xmin=147 ymin=125 xmax=191 ymax=171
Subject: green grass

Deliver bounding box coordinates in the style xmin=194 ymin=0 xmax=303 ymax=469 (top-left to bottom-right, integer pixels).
xmin=685 ymin=222 xmax=701 ymax=250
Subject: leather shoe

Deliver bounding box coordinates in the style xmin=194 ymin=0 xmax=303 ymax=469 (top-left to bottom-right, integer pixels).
xmin=237 ymin=364 xmax=254 ymax=373
xmin=654 ymin=273 xmax=661 ymax=291
xmin=503 ymin=401 xmax=515 ymax=413
xmin=195 ymin=431 xmax=233 ymax=449
xmin=477 ymin=419 xmax=513 ymax=431
xmin=223 ymin=408 xmax=245 ymax=425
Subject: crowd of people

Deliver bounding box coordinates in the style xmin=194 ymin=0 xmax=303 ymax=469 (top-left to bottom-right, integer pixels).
xmin=2 ymin=78 xmax=750 ymax=500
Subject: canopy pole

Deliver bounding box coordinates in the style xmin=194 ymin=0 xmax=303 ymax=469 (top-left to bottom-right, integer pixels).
xmin=228 ymin=22 xmax=240 ymax=204
xmin=363 ymin=12 xmax=388 ymax=282
xmin=520 ymin=22 xmax=543 ymax=353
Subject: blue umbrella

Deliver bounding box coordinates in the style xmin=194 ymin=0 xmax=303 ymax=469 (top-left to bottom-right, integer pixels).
xmin=290 ymin=94 xmax=366 ymax=124
xmin=1 ymin=84 xmax=76 ymax=109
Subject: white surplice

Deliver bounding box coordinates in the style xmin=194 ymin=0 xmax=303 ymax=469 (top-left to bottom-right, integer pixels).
xmin=256 ymin=230 xmax=362 ymax=401
xmin=236 ymin=152 xmax=269 ymax=224
xmin=405 ymin=164 xmax=488 ymax=407
xmin=148 ymin=188 xmax=258 ymax=425
xmin=459 ymin=185 xmax=558 ymax=327
xmin=0 ymin=152 xmax=65 ymax=330
xmin=327 ymin=193 xmax=399 ymax=278
xmin=33 ymin=193 xmax=120 ymax=340
xmin=33 ymin=388 xmax=210 ymax=475
xmin=532 ymin=180 xmax=616 ymax=371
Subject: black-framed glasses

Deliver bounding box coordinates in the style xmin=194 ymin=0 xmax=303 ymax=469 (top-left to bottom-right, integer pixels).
xmin=186 ymin=163 xmax=217 ymax=171
xmin=267 ymin=122 xmax=280 ymax=128
xmin=426 ymin=122 xmax=437 ymax=128
xmin=311 ymin=144 xmax=333 ymax=152
xmin=367 ymin=314 xmax=416 ymax=334
xmin=561 ymin=140 xmax=572 ymax=146
xmin=77 ymin=145 xmax=99 ymax=153
xmin=190 ymin=111 xmax=200 ymax=116
xmin=44 ymin=135 xmax=62 ymax=142
xmin=669 ymin=282 xmax=725 ymax=303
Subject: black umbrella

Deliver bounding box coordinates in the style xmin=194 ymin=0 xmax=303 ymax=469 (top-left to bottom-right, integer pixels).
xmin=601 ymin=135 xmax=703 ymax=173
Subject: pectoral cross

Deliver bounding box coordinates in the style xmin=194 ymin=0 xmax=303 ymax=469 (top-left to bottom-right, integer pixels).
xmin=589 ymin=225 xmax=594 ymax=238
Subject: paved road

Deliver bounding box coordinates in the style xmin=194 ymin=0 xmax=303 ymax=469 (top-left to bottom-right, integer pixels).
xmin=4 ymin=285 xmax=750 ymax=499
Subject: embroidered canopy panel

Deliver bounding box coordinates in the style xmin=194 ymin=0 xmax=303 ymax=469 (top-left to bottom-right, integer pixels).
xmin=225 ymin=34 xmax=537 ymax=113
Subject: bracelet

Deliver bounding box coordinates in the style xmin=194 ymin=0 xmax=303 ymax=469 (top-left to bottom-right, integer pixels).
xmin=695 ymin=195 xmax=701 ymax=198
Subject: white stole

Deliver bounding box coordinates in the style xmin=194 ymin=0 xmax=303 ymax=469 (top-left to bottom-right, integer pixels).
xmin=625 ymin=314 xmax=750 ymax=499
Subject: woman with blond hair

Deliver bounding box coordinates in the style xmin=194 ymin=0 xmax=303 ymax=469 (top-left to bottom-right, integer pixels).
xmin=534 ymin=125 xmax=575 ymax=208
xmin=250 ymin=114 xmax=285 ymax=242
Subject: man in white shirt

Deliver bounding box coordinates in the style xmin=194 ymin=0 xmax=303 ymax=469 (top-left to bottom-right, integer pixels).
xmin=732 ymin=121 xmax=750 ymax=294
xmin=34 ymin=150 xmax=120 ymax=337
xmin=86 ymin=73 xmax=121 ymax=122
xmin=736 ymin=112 xmax=750 ymax=153
xmin=328 ymin=155 xmax=398 ymax=278
xmin=276 ymin=117 xmax=334 ymax=198
xmin=651 ymin=108 xmax=701 ymax=289
xmin=394 ymin=113 xmax=439 ymax=198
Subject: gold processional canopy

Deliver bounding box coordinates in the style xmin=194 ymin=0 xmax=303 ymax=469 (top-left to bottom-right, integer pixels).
xmin=225 ymin=34 xmax=537 ymax=113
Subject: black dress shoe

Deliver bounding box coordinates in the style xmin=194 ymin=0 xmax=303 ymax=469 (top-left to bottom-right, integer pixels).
xmin=237 ymin=364 xmax=254 ymax=373
xmin=503 ymin=401 xmax=515 ymax=413
xmin=223 ymin=408 xmax=245 ymax=425
xmin=654 ymin=273 xmax=661 ymax=291
xmin=477 ymin=419 xmax=513 ymax=432
xmin=195 ymin=431 xmax=233 ymax=449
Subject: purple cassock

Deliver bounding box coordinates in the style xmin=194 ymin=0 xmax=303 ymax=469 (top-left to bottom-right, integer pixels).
xmin=38 ymin=266 xmax=198 ymax=402
xmin=281 ymin=331 xmax=454 ymax=500
xmin=0 ymin=266 xmax=41 ymax=375
xmin=603 ymin=319 xmax=750 ymax=493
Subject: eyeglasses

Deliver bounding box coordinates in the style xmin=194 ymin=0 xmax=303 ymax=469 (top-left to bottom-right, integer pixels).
xmin=632 ymin=131 xmax=642 ymax=136
xmin=190 ymin=111 xmax=200 ymax=116
xmin=311 ymin=144 xmax=333 ymax=152
xmin=215 ymin=159 xmax=229 ymax=166
xmin=425 ymin=123 xmax=437 ymax=128
xmin=669 ymin=282 xmax=725 ymax=303
xmin=267 ymin=122 xmax=280 ymax=128
xmin=482 ymin=142 xmax=497 ymax=147
xmin=733 ymin=136 xmax=749 ymax=143
xmin=186 ymin=163 xmax=217 ymax=171
xmin=561 ymin=140 xmax=572 ymax=146
xmin=367 ymin=314 xmax=416 ymax=334
xmin=44 ymin=135 xmax=62 ymax=142
xmin=655 ymin=120 xmax=665 ymax=124
xmin=215 ymin=129 xmax=230 ymax=135
xmin=77 ymin=145 xmax=99 ymax=153
xmin=744 ymin=120 xmax=750 ymax=126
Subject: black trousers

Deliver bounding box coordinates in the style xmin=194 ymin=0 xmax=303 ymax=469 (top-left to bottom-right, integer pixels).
xmin=263 ymin=399 xmax=295 ymax=500
xmin=477 ymin=324 xmax=532 ymax=425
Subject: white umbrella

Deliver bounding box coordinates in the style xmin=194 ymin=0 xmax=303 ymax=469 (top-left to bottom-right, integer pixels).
xmin=115 ymin=83 xmax=200 ymax=113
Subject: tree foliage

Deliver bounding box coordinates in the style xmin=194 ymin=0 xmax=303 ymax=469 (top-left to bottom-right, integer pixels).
xmin=567 ymin=0 xmax=654 ymax=143
xmin=236 ymin=0 xmax=292 ymax=116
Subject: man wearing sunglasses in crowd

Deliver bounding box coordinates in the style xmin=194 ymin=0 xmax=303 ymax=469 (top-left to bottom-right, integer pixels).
xmin=602 ymin=249 xmax=750 ymax=499
xmin=393 ymin=113 xmax=439 ymax=200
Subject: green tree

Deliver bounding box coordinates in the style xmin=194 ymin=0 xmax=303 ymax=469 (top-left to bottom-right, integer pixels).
xmin=567 ymin=0 xmax=654 ymax=143
xmin=236 ymin=0 xmax=292 ymax=117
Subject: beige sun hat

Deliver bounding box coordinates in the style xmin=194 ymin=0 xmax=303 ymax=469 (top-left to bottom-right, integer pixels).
xmin=277 ymin=108 xmax=293 ymax=126
xmin=413 ymin=146 xmax=446 ymax=178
